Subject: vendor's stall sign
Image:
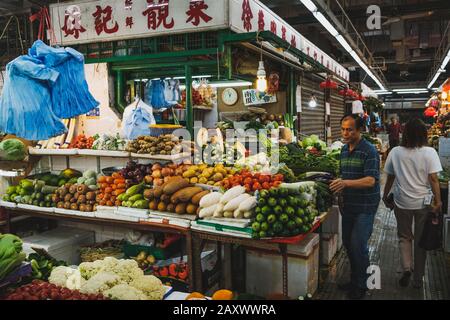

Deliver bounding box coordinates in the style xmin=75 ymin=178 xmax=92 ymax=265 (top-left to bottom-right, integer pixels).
xmin=242 ymin=89 xmax=277 ymax=106
xmin=50 ymin=0 xmax=228 ymax=46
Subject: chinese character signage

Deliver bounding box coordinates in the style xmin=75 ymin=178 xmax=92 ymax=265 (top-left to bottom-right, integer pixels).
xmin=50 ymin=0 xmax=348 ymax=81
xmin=50 ymin=0 xmax=227 ymax=46
xmin=242 ymin=89 xmax=277 ymax=106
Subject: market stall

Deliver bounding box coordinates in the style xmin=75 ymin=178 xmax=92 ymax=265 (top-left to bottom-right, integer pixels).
xmin=0 ymin=0 xmax=349 ymax=300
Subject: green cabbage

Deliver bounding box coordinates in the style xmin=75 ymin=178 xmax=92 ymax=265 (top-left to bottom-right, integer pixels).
xmin=0 ymin=139 xmax=26 ymax=161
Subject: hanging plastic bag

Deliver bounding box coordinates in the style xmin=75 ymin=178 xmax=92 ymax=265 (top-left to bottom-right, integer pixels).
xmin=121 ymin=98 xmax=156 ymax=140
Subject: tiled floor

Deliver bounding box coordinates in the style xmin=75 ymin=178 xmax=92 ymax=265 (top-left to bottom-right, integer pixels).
xmin=316 ymin=202 xmax=450 ymax=300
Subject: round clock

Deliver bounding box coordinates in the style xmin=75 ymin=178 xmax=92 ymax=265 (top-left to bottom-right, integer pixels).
xmin=222 ymin=88 xmax=239 ymax=106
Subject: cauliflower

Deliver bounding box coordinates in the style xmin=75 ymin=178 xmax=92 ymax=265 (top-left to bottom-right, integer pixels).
xmin=79 ymin=257 xmax=120 ymax=280
xmin=66 ymin=270 xmax=86 ymax=290
xmin=49 ymin=266 xmax=76 ymax=287
xmin=129 ymin=275 xmax=165 ymax=300
xmin=80 ymin=272 xmax=121 ymax=294
xmin=103 ymin=284 xmax=148 ymax=300
xmin=110 ymin=259 xmax=143 ymax=283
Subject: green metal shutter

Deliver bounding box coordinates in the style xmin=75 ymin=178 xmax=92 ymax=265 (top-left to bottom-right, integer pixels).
xmin=300 ymin=75 xmax=325 ymax=139
xmin=330 ymin=91 xmax=345 ymax=141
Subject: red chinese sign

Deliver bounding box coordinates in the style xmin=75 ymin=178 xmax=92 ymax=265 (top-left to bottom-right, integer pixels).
xmin=92 ymin=5 xmax=119 ymax=35
xmin=142 ymin=0 xmax=174 ymax=30
xmin=186 ymin=0 xmax=212 ymax=26
xmin=125 ymin=0 xmax=133 ymax=9
xmin=61 ymin=5 xmax=86 ymax=39
xmin=290 ymin=35 xmax=296 ymax=48
xmin=241 ymin=0 xmax=253 ymax=32
xmin=258 ymin=9 xmax=265 ymax=31
xmin=270 ymin=20 xmax=277 ymax=34
xmin=281 ymin=26 xmax=286 ymax=41
xmin=126 ymin=16 xmax=134 ymax=28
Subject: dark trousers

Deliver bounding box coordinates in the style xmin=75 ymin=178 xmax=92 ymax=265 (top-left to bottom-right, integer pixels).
xmin=341 ymin=212 xmax=376 ymax=289
xmin=389 ymin=139 xmax=399 ymax=149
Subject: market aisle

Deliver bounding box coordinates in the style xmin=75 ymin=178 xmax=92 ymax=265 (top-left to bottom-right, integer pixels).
xmin=316 ymin=195 xmax=450 ymax=300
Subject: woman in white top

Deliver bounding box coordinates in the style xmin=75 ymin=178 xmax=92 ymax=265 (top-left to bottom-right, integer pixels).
xmin=383 ymin=118 xmax=442 ymax=289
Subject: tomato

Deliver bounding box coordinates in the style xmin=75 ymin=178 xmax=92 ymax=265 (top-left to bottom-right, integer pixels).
xmin=244 ymin=184 xmax=252 ymax=192
xmin=260 ymin=175 xmax=270 ymax=183
xmin=272 ymin=174 xmax=284 ymax=182
xmin=262 ymin=182 xmax=271 ymax=189
xmin=252 ymin=182 xmax=262 ymax=191
xmin=234 ymin=175 xmax=243 ymax=184
xmin=243 ymin=177 xmax=253 ymax=185
xmin=273 ymin=181 xmax=282 ymax=187
xmin=254 ymin=173 xmax=261 ymax=179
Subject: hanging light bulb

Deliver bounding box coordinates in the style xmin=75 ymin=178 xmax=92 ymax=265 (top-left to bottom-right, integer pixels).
xmin=256 ymin=60 xmax=268 ymax=92
xmin=309 ymin=95 xmax=317 ymax=108
xmin=442 ymin=91 xmax=448 ymax=100
xmin=256 ymin=38 xmax=268 ymax=93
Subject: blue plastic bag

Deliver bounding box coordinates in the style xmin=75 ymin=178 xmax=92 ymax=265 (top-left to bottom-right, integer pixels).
xmin=121 ymin=99 xmax=156 ymax=140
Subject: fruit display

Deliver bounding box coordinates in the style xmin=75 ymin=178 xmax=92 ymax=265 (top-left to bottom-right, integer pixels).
xmin=147 ymin=162 xmax=191 ymax=187
xmin=120 ymin=160 xmax=152 ymax=188
xmin=97 ymin=172 xmax=126 ymax=207
xmin=0 ymin=234 xmax=27 ymax=281
xmin=53 ymin=183 xmax=99 ymax=212
xmin=3 ymin=280 xmax=108 ymax=300
xmin=76 ymin=169 xmax=100 ymax=190
xmin=125 ymin=135 xmax=183 ymax=155
xmin=69 ymin=134 xmax=95 ymax=149
xmin=27 ymin=252 xmax=67 ymax=281
xmin=198 ymin=186 xmax=256 ymax=219
xmin=221 ymin=169 xmax=284 ymax=193
xmin=182 ymin=163 xmax=235 ymax=186
xmin=143 ymin=176 xmax=209 ymax=215
xmin=251 ymin=183 xmax=319 ymax=239
xmin=152 ymin=262 xmax=188 ymax=281
xmin=2 ymin=179 xmax=58 ymax=208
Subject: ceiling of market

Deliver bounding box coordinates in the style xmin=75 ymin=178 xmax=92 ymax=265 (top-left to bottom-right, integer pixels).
xmin=0 ymin=0 xmax=449 ymax=95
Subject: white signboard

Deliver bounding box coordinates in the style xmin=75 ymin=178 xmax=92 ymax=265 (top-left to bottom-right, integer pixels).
xmin=50 ymin=0 xmax=228 ymax=45
xmin=242 ymin=89 xmax=277 ymax=106
xmin=296 ymin=85 xmax=302 ymax=113
xmin=229 ymin=0 xmax=349 ymax=81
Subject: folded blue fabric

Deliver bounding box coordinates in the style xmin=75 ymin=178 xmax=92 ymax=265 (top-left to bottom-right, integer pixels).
xmin=29 ymin=40 xmax=99 ymax=119
xmin=0 ymin=55 xmax=67 ymax=140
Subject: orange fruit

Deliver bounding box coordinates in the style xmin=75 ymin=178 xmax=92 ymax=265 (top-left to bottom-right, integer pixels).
xmin=212 ymin=289 xmax=234 ymax=300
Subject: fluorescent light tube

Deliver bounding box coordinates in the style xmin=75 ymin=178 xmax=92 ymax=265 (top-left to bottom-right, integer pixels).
xmin=300 ymin=0 xmax=317 ymax=12
xmin=313 ymin=12 xmax=339 ymax=36
xmin=335 ymin=35 xmax=352 ymax=53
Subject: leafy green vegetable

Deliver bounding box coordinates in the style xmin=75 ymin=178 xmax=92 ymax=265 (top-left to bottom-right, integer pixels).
xmin=0 ymin=139 xmax=26 ymax=161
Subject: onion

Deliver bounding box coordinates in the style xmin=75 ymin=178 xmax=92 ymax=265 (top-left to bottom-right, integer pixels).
xmin=161 ymin=168 xmax=171 ymax=177
xmin=152 ymin=163 xmax=162 ymax=171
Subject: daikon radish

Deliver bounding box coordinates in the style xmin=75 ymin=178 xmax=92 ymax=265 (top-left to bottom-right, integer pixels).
xmin=199 ymin=192 xmax=222 ymax=208
xmin=213 ymin=203 xmax=224 ymax=218
xmin=238 ymin=196 xmax=257 ymax=212
xmin=233 ymin=209 xmax=244 ymax=219
xmin=223 ymin=193 xmax=251 ymax=211
xmin=199 ymin=204 xmax=218 ymax=218
xmin=220 ymin=186 xmax=246 ymax=204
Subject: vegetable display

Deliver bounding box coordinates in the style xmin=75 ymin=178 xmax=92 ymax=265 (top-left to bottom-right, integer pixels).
xmin=27 ymin=252 xmax=67 ymax=281
xmin=0 ymin=138 xmax=26 ymax=161
xmin=3 ymin=280 xmax=108 ymax=300
xmin=0 ymin=234 xmax=27 ymax=281
xmin=54 ymin=182 xmax=99 ymax=212
xmin=126 ymin=134 xmax=183 ymax=155
xmin=49 ymin=257 xmax=166 ymax=300
xmin=251 ymin=184 xmax=319 ymax=239
xmin=92 ymin=133 xmax=126 ymax=151
xmin=221 ymin=169 xmax=284 ymax=193
xmin=97 ymin=172 xmax=126 ymax=207
xmin=69 ymin=134 xmax=95 ymax=149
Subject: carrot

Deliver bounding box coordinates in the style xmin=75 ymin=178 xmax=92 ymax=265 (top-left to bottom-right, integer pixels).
xmin=99 ymin=200 xmax=106 ymax=206
xmin=111 ymin=184 xmax=117 ymax=190
xmin=111 ymin=172 xmax=120 ymax=179
xmin=106 ymin=200 xmax=113 ymax=206
xmin=114 ymin=200 xmax=121 ymax=206
xmin=106 ymin=177 xmax=114 ymax=184
xmin=98 ymin=176 xmax=107 ymax=183
xmin=114 ymin=179 xmax=126 ymax=185
xmin=100 ymin=183 xmax=109 ymax=189
xmin=117 ymin=183 xmax=126 ymax=189
xmin=103 ymin=193 xmax=111 ymax=200
xmin=105 ymin=187 xmax=113 ymax=194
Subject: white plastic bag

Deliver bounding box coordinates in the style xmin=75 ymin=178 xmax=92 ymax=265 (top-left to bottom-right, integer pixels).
xmin=121 ymin=98 xmax=156 ymax=140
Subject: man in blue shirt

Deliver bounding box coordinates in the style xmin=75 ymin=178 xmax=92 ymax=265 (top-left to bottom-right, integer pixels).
xmin=330 ymin=114 xmax=380 ymax=300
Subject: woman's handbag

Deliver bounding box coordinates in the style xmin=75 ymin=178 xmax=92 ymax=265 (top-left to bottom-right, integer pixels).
xmin=419 ymin=212 xmax=443 ymax=251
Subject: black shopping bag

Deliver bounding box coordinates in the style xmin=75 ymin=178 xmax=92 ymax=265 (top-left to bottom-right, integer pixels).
xmin=419 ymin=212 xmax=443 ymax=251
